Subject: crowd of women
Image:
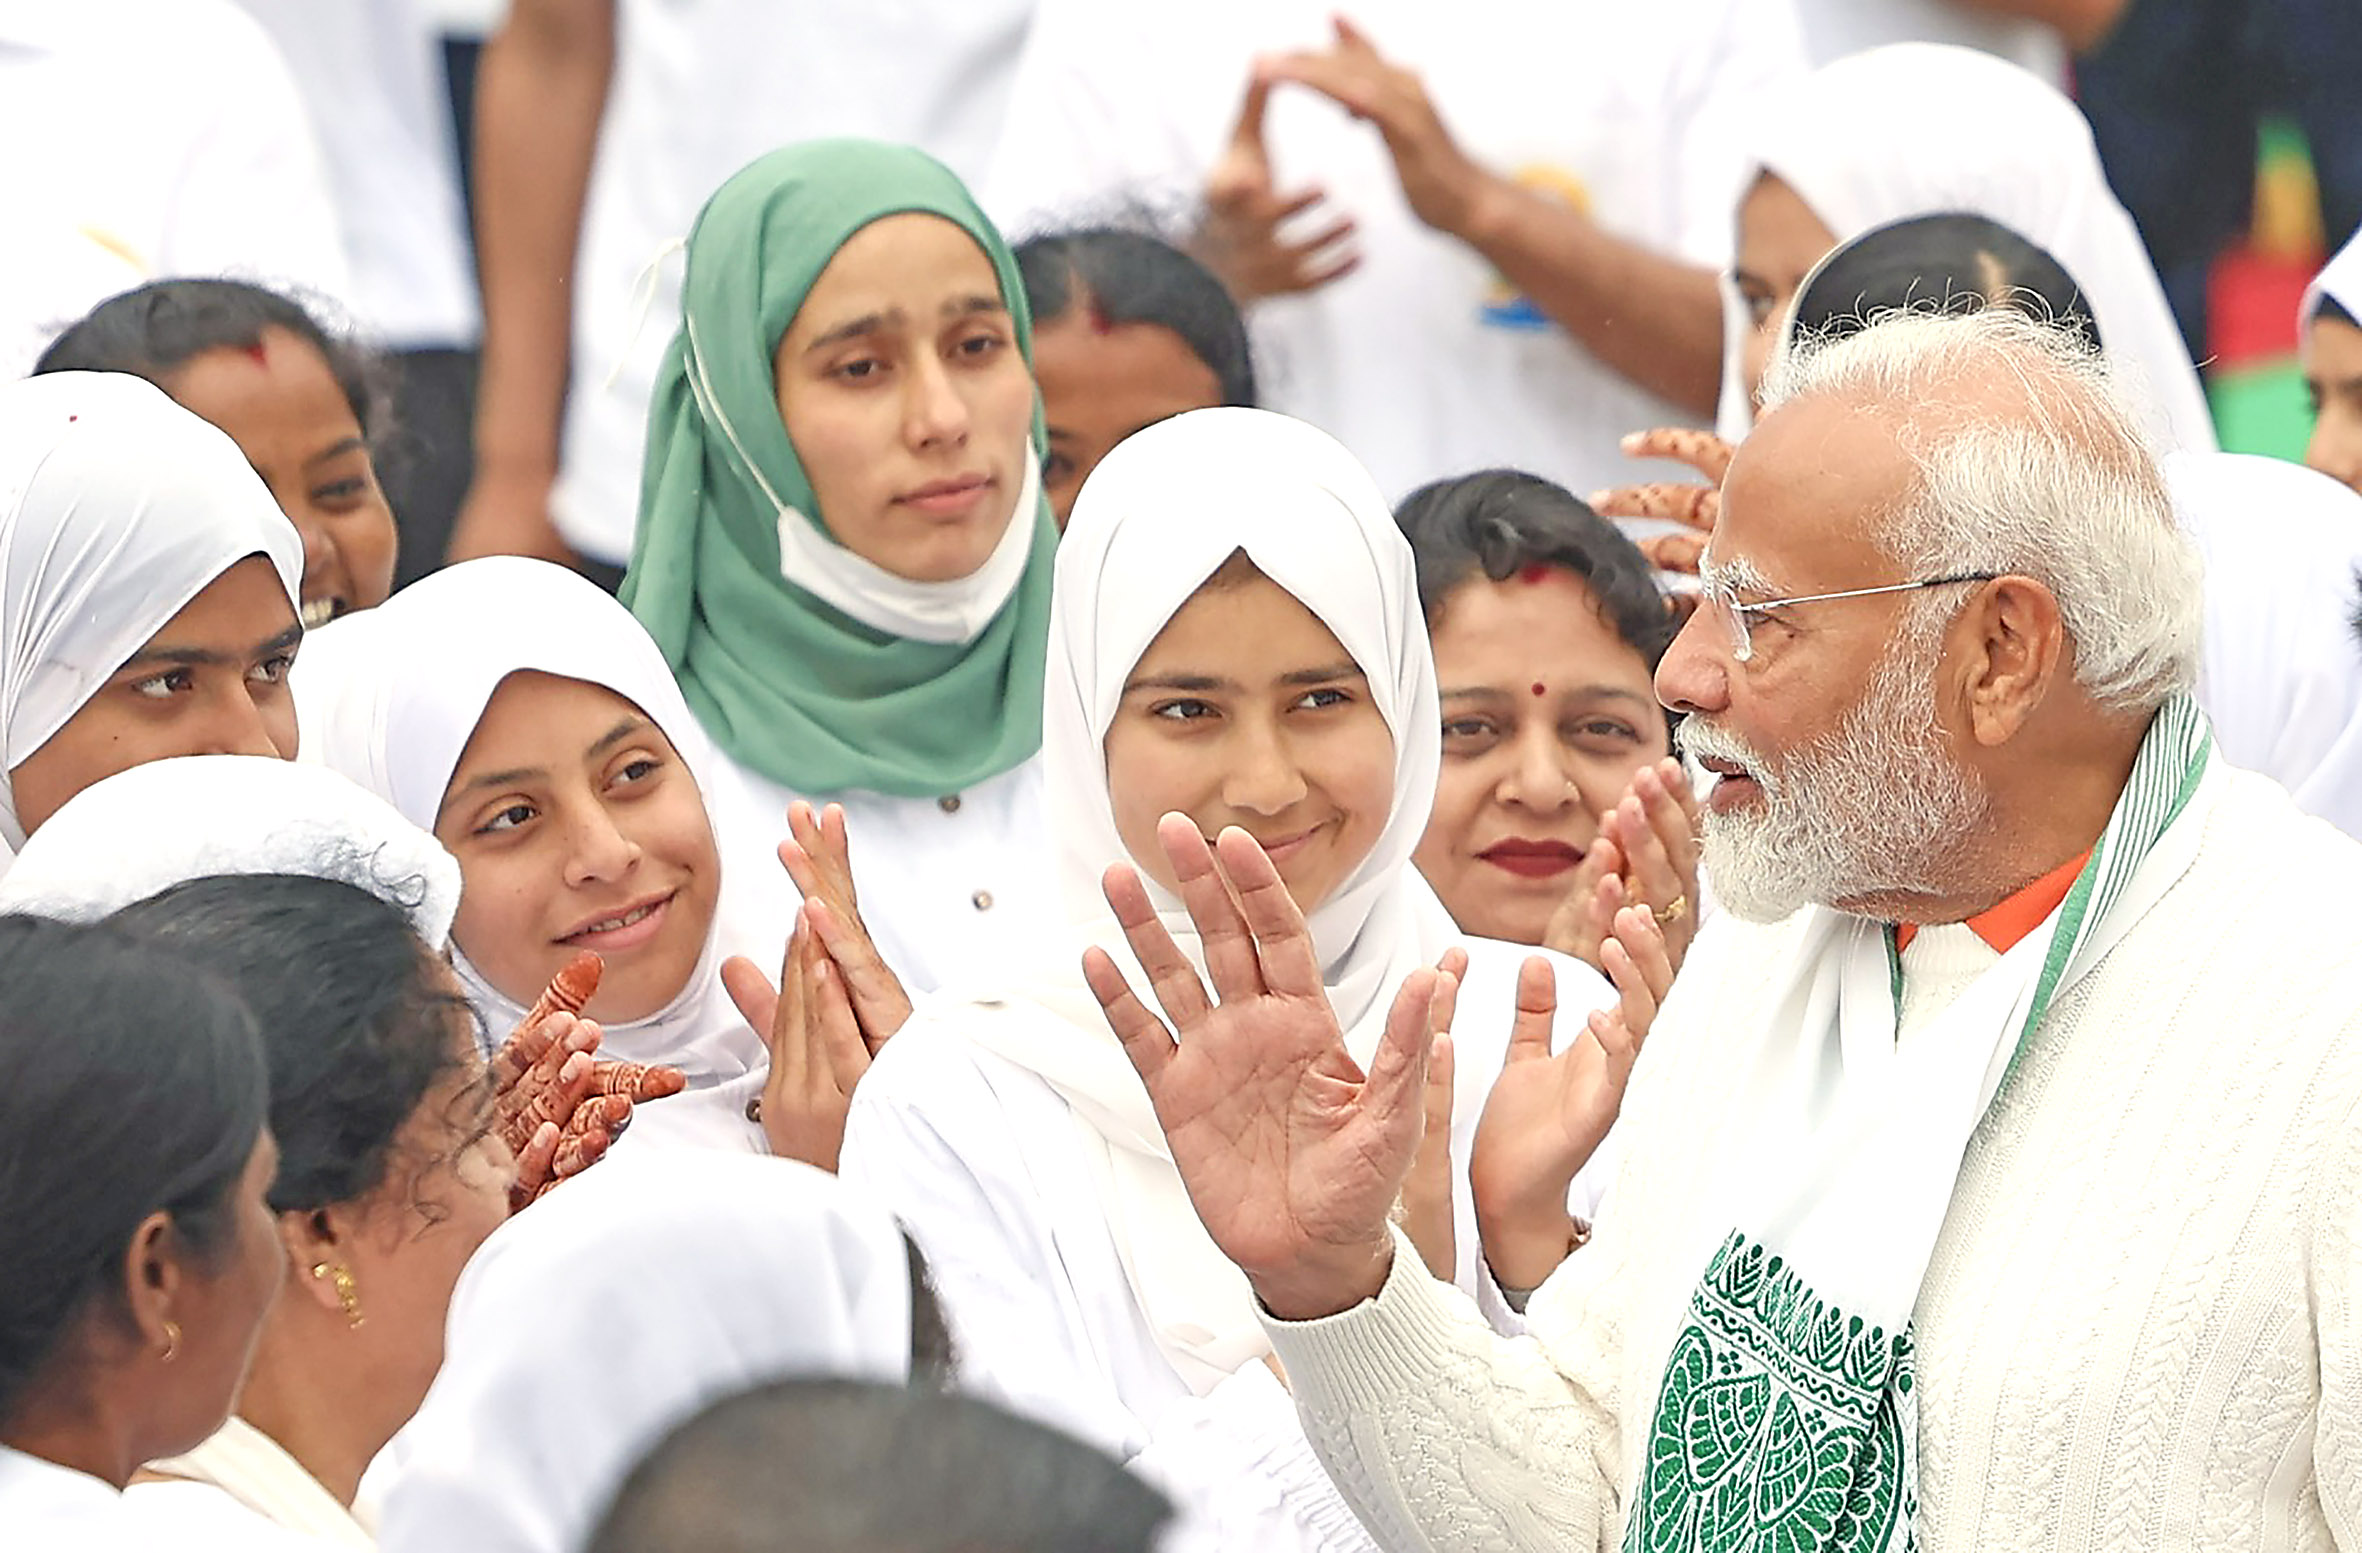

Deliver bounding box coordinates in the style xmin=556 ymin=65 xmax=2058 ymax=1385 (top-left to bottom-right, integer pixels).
xmin=3 ymin=20 xmax=2361 ymax=1552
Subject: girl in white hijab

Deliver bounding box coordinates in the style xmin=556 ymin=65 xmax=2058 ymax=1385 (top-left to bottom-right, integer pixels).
xmin=294 ymin=556 xmax=864 ymax=1156
xmin=2166 ymin=450 xmax=2362 ymax=840
xmin=841 ymin=408 xmax=1639 ymax=1551
xmin=1716 ymin=43 xmax=2216 ymax=454
xmin=2300 ymin=224 xmax=2362 ymax=493
xmin=0 ymin=370 xmax=303 ymax=861
xmin=377 ymin=1151 xmax=929 ymax=1553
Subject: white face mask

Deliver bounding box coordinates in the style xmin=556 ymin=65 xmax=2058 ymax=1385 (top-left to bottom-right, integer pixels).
xmin=680 ymin=315 xmax=1043 ymax=647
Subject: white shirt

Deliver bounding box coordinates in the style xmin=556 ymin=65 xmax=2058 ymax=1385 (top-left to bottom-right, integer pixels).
xmin=0 ymin=1446 xmax=316 ymax=1551
xmin=716 ymin=753 xmax=1056 ymax=999
xmin=983 ymin=0 xmax=1805 ymax=503
xmin=0 ymin=0 xmax=348 ymax=379
xmin=228 ymin=0 xmax=480 ymax=350
xmin=553 ymin=0 xmax=1038 ymax=563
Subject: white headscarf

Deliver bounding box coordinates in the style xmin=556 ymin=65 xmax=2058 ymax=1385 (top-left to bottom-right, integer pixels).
xmin=0 ymin=371 xmax=303 ymax=851
xmin=0 ymin=753 xmax=460 ymax=945
xmin=292 ymin=556 xmax=775 ymax=1085
xmin=1716 ymin=43 xmax=2217 ymax=455
xmin=2167 ymin=450 xmax=2362 ymax=839
xmin=377 ymin=1152 xmax=918 ymax=1553
xmin=951 ymin=407 xmax=1609 ymax=1392
xmin=2301 ymin=223 xmax=2362 ymax=333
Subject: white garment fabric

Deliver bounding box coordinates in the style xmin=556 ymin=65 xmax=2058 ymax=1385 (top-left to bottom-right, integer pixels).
xmin=551 ymin=0 xmax=1037 ymax=563
xmin=1717 ymin=44 xmax=2217 ymax=456
xmin=133 ymin=1416 xmax=373 ymax=1548
xmin=718 ymin=754 xmax=1052 ymax=1000
xmin=0 ymin=754 xmax=460 ymax=947
xmin=983 ymin=0 xmax=1805 ymax=503
xmin=378 ymin=1152 xmax=918 ymax=1553
xmin=0 ymin=372 xmax=303 ymax=852
xmin=1790 ymin=0 xmax=2064 ymax=78
xmin=2169 ymin=450 xmax=2362 ymax=839
xmin=0 ymin=0 xmax=348 ymax=378
xmin=1261 ymin=767 xmax=2362 ymax=1550
xmin=842 ymin=408 xmax=1617 ymax=1549
xmin=0 ymin=1446 xmax=311 ymax=1552
xmin=228 ymin=0 xmax=480 ymax=349
xmin=292 ymin=556 xmax=773 ymax=1098
xmin=2302 ymin=223 xmax=2362 ymax=331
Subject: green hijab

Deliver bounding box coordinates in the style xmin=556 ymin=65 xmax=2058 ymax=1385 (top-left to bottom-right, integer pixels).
xmin=623 ymin=139 xmax=1053 ymax=799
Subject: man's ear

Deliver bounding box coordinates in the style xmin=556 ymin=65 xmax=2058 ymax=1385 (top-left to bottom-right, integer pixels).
xmin=1954 ymin=575 xmax=2066 ymax=746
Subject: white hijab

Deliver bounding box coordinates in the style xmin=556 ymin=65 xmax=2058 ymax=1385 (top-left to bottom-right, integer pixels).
xmin=2167 ymin=450 xmax=2362 ymax=839
xmin=953 ymin=407 xmax=1609 ymax=1392
xmin=378 ymin=1152 xmax=919 ymax=1553
xmin=2301 ymin=222 xmax=2362 ymax=333
xmin=0 ymin=753 xmax=460 ymax=945
xmin=292 ymin=556 xmax=774 ymax=1086
xmin=1716 ymin=43 xmax=2217 ymax=456
xmin=0 ymin=371 xmax=303 ymax=851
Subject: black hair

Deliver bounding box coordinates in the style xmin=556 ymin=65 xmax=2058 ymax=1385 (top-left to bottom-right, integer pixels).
xmin=107 ymin=875 xmax=481 ymax=1220
xmin=0 ymin=915 xmax=268 ymax=1421
xmin=1015 ymin=226 xmax=1258 ymax=406
xmin=33 ymin=277 xmax=394 ymax=453
xmin=2319 ymin=292 xmax=2359 ymax=329
xmin=587 ymin=1378 xmax=1174 ymax=1553
xmin=1395 ymin=468 xmax=1678 ymax=675
xmin=1785 ymin=212 xmax=2104 ymax=355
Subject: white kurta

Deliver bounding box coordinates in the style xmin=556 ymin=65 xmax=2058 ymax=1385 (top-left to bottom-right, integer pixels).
xmin=716 ymin=753 xmax=1056 ymax=999
xmin=552 ymin=0 xmax=1037 ymax=563
xmin=981 ymin=0 xmax=1805 ymax=503
xmin=842 ymin=951 xmax=1618 ymax=1551
xmin=133 ymin=1417 xmax=372 ymax=1548
xmin=1790 ymin=0 xmax=2063 ymax=77
xmin=1261 ymin=770 xmax=2362 ymax=1550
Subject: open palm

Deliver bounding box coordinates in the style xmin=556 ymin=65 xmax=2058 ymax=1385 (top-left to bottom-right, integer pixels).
xmin=1087 ymin=816 xmax=1446 ymax=1321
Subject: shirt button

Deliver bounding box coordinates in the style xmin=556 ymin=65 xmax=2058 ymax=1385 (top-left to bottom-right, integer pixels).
xmin=938 ymin=794 xmax=963 ymax=814
xmin=745 ymin=1097 xmax=764 ymax=1123
xmin=971 ymin=890 xmax=994 ymax=912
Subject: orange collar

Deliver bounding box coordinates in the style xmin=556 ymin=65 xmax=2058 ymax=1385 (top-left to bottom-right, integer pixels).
xmin=1894 ymin=848 xmax=2092 ymax=955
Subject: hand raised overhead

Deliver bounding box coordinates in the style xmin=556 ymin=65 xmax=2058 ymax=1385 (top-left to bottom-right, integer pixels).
xmin=1196 ymin=71 xmax=1359 ymax=302
xmin=1086 ymin=814 xmax=1450 ymax=1320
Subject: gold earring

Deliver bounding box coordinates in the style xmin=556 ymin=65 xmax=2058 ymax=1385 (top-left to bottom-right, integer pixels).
xmin=312 ymin=1262 xmax=365 ymax=1329
xmin=159 ymin=1319 xmax=181 ymax=1363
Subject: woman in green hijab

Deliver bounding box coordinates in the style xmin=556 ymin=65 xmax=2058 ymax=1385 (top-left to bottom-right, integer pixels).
xmin=624 ymin=139 xmax=1056 ymax=996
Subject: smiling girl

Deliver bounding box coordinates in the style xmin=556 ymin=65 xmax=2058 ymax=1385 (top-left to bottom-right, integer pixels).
xmin=624 ymin=140 xmax=1056 ymax=997
xmin=841 ymin=409 xmax=1661 ymax=1549
xmin=299 ymin=556 xmax=908 ymax=1161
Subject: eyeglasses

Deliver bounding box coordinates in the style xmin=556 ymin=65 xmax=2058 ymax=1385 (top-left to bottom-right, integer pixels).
xmin=1700 ymin=571 xmax=2001 ymax=663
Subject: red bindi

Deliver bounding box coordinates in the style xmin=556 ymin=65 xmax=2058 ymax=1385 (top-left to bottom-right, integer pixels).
xmin=1085 ymin=300 xmax=1114 ymax=335
xmin=241 ymin=342 xmax=269 ymax=366
xmin=1530 ymin=681 xmax=1548 ymax=698
xmin=1517 ymin=563 xmax=1552 ymax=585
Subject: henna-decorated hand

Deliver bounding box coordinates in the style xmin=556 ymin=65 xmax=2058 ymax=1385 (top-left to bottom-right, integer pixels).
xmin=1589 ymin=428 xmax=1735 ymax=576
xmin=494 ymin=953 xmax=685 ymax=1210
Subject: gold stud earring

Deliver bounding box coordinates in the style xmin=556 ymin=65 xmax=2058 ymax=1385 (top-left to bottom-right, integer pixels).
xmin=312 ymin=1261 xmax=365 ymax=1329
xmin=159 ymin=1319 xmax=182 ymax=1363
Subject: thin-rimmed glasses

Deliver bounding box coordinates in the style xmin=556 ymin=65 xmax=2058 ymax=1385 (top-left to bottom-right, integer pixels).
xmin=1699 ymin=572 xmax=2001 ymax=663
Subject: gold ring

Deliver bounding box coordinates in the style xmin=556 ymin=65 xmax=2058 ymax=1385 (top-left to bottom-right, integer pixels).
xmin=1655 ymin=894 xmax=1689 ymax=926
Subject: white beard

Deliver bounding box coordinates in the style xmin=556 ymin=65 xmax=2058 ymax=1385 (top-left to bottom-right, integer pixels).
xmin=1680 ymin=622 xmax=1989 ymax=923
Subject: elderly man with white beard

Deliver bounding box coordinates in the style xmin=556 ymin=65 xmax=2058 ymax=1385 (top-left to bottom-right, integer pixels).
xmin=1078 ymin=305 xmax=2362 ymax=1553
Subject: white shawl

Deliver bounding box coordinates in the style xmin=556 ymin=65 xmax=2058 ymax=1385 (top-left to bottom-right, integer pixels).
xmin=0 ymin=371 xmax=303 ymax=851
xmin=951 ymin=407 xmax=1612 ymax=1393
xmin=2301 ymin=222 xmax=2362 ymax=331
xmin=377 ymin=1152 xmax=918 ymax=1553
xmin=2168 ymin=450 xmax=2362 ymax=839
xmin=0 ymin=753 xmax=460 ymax=946
xmin=1715 ymin=43 xmax=2217 ymax=456
xmin=292 ymin=556 xmax=776 ymax=1087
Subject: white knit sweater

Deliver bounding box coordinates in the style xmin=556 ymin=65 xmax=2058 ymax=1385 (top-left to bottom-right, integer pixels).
xmin=1267 ymin=771 xmax=2362 ymax=1551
